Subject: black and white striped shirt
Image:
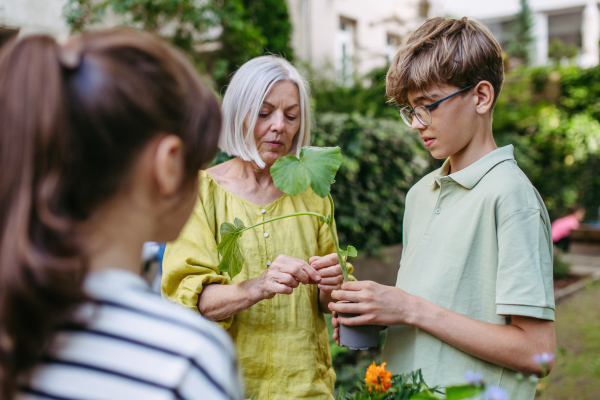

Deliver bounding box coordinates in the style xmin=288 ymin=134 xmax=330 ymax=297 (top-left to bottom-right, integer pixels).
xmin=18 ymin=269 xmax=244 ymax=400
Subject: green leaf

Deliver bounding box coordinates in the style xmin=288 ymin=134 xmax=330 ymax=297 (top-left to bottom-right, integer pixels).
xmin=337 ymin=245 xmax=357 ymax=262
xmin=217 ymin=218 xmax=246 ymax=279
xmin=411 ymin=391 xmax=442 ymax=400
xmin=271 ymin=146 xmax=342 ymax=198
xmin=346 ymin=245 xmax=357 ymax=258
xmin=445 ymin=385 xmax=484 ymax=400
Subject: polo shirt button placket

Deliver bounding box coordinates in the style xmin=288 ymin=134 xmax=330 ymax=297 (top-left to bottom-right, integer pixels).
xmin=435 ymin=207 xmax=441 ymax=215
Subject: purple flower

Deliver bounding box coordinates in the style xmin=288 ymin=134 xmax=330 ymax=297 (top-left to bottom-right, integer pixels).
xmin=485 ymin=386 xmax=508 ymax=400
xmin=464 ymin=370 xmax=483 ymax=385
xmin=533 ymin=352 xmax=555 ymax=364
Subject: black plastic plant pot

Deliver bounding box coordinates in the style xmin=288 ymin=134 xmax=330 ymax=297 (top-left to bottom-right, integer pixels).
xmin=338 ymin=312 xmax=380 ymax=350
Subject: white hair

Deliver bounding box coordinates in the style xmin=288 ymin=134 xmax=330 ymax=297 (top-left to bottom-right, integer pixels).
xmin=219 ymin=55 xmax=311 ymax=169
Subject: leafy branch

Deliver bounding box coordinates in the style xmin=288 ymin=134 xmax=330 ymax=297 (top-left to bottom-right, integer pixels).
xmin=217 ymin=146 xmax=356 ymax=281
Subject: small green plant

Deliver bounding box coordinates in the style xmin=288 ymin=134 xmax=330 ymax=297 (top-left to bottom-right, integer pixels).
xmin=217 ymin=146 xmax=356 ymax=280
xmin=335 ymin=363 xmax=506 ymax=400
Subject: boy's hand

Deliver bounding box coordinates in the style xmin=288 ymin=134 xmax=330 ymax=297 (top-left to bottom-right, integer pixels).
xmin=329 ymin=281 xmax=416 ymax=326
xmin=309 ymin=254 xmax=344 ymax=291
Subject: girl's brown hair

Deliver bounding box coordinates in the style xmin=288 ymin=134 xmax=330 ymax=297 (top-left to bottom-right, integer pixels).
xmin=386 ymin=17 xmax=504 ymax=107
xmin=0 ymin=29 xmax=221 ymax=397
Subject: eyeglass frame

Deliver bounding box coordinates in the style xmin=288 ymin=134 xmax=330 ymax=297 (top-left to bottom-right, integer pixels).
xmin=398 ymin=85 xmax=475 ymax=127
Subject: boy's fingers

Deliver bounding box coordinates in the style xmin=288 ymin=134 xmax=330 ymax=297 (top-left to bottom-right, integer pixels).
xmin=328 ymin=299 xmax=362 ymax=313
xmin=340 ymin=281 xmax=369 ymax=291
xmin=309 ymin=256 xmax=320 ymax=264
xmin=331 ymin=290 xmax=361 ymax=303
xmin=337 ymin=315 xmax=371 ymax=326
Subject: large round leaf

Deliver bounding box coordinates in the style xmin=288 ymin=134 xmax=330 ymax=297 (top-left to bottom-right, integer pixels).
xmin=271 ymin=146 xmax=343 ymax=198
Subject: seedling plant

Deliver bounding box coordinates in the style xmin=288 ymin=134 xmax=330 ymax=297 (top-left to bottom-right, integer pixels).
xmin=216 ymin=146 xmax=356 ymax=280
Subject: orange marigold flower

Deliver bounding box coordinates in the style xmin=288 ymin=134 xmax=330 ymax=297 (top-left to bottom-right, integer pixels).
xmin=365 ymin=361 xmax=392 ymax=393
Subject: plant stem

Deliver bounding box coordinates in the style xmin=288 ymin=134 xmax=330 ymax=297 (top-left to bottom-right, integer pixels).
xmin=239 ymin=212 xmax=327 ymax=233
xmin=327 ymin=194 xmax=349 ymax=282
xmin=236 ymin=195 xmax=350 ymax=282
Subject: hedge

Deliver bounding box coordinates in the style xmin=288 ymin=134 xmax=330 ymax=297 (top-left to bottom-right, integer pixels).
xmin=312 ymin=113 xmax=432 ymax=255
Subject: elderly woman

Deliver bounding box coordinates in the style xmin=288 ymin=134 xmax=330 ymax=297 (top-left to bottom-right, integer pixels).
xmin=162 ymin=56 xmax=351 ymax=400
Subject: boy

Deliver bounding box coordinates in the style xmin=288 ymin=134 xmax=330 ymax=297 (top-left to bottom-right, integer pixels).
xmin=328 ymin=17 xmax=555 ymax=399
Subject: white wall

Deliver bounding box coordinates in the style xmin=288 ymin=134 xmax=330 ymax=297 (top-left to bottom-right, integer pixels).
xmin=288 ymin=0 xmax=423 ymax=79
xmin=431 ymin=0 xmax=600 ymax=67
xmin=430 ymin=0 xmax=591 ymax=20
xmin=0 ymin=0 xmax=70 ymax=40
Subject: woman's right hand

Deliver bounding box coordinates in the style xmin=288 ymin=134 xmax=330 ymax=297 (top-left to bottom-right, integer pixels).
xmin=255 ymin=254 xmax=322 ymax=300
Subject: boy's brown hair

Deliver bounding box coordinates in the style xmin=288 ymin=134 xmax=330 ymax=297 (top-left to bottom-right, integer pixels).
xmin=386 ymin=17 xmax=504 ymax=107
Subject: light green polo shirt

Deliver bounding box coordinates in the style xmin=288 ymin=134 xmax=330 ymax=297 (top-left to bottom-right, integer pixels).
xmin=382 ymin=145 xmax=554 ymax=400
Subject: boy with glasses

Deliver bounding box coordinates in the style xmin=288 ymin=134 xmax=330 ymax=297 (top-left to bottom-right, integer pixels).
xmin=329 ymin=17 xmax=555 ymax=398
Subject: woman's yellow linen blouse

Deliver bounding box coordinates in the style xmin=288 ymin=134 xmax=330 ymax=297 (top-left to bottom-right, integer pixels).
xmin=162 ymin=171 xmax=353 ymax=400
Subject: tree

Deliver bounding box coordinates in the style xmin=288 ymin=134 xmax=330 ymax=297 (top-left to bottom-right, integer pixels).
xmin=63 ymin=0 xmax=294 ymax=88
xmin=243 ymin=0 xmax=294 ymax=60
xmin=505 ymin=0 xmax=534 ymax=65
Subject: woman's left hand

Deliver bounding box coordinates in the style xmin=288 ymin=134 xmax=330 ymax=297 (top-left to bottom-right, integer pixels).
xmin=309 ymin=253 xmax=344 ymax=292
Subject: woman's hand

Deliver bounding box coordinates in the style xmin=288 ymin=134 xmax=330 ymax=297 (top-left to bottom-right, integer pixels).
xmin=310 ymin=253 xmax=344 ymax=314
xmin=255 ymin=254 xmax=322 ymax=300
xmin=309 ymin=253 xmax=344 ymax=292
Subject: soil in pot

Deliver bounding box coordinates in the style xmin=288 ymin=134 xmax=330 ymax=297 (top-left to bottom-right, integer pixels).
xmin=338 ymin=312 xmax=380 ymax=350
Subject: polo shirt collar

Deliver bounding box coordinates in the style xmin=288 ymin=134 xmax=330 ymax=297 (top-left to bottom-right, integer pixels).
xmin=429 ymin=145 xmax=515 ymax=189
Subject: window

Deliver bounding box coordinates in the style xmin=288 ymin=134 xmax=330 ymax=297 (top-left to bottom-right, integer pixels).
xmin=335 ymin=17 xmax=356 ymax=86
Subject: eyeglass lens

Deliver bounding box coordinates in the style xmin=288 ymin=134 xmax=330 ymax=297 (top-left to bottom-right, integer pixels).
xmin=399 ymin=106 xmax=431 ymax=127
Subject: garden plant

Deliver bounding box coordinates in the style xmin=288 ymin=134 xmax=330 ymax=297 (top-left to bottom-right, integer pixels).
xmin=216 ymin=146 xmax=355 ymax=282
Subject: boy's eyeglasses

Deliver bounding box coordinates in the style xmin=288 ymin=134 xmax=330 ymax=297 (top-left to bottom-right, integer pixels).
xmin=398 ymin=85 xmax=475 ymax=127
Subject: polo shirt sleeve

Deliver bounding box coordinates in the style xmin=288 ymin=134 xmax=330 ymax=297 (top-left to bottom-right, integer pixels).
xmin=496 ymin=208 xmax=555 ymax=321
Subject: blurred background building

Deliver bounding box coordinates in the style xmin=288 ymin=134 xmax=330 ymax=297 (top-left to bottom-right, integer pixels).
xmin=287 ymin=0 xmax=425 ymax=84
xmin=432 ymin=0 xmax=600 ymax=67
xmin=0 ymin=0 xmax=69 ymax=43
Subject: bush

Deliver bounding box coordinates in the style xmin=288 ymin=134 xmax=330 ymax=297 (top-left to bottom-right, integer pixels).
xmin=553 ymin=250 xmax=572 ymax=279
xmin=312 ymin=113 xmax=432 ymax=255
xmin=493 ymin=66 xmax=600 ymax=221
xmin=312 ymin=66 xmax=397 ymax=120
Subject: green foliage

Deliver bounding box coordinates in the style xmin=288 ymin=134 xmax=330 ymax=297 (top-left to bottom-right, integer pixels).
xmin=271 ymin=146 xmax=343 ymax=198
xmin=443 ymin=385 xmax=484 ymax=400
xmin=548 ymin=39 xmax=578 ymax=66
xmin=211 ymin=0 xmax=265 ymax=88
xmin=216 ymin=146 xmax=354 ymax=280
xmin=217 ymin=217 xmax=246 ymax=278
xmin=336 ymin=369 xmax=436 ymax=400
xmin=493 ymin=65 xmax=600 ymax=221
xmin=313 ymin=113 xmax=432 ymax=255
xmin=63 ymin=0 xmax=294 ymax=88
xmin=336 ymin=369 xmax=485 ymax=400
xmin=242 ymin=0 xmax=294 ymax=59
xmin=505 ymin=0 xmax=534 ymax=64
xmin=312 ymin=66 xmax=397 ymax=119
xmin=553 ymin=250 xmax=572 ymax=280
xmin=63 ymin=0 xmax=215 ymax=53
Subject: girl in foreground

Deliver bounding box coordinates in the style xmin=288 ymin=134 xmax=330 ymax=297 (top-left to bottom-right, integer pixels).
xmin=0 ymin=30 xmax=242 ymax=400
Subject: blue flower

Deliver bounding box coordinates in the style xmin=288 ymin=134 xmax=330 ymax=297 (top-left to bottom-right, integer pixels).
xmin=533 ymin=352 xmax=555 ymax=364
xmin=485 ymin=386 xmax=507 ymax=400
xmin=464 ymin=370 xmax=483 ymax=385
